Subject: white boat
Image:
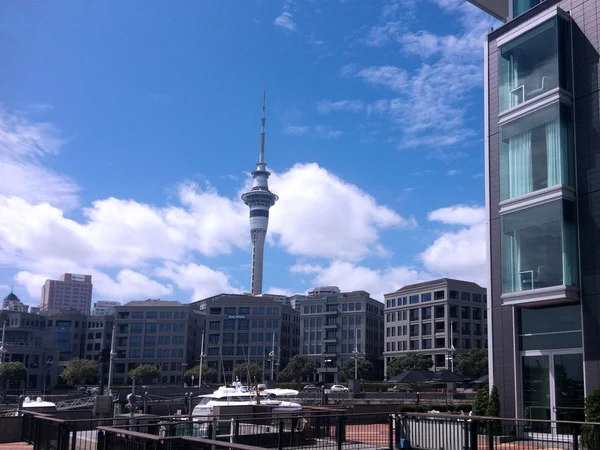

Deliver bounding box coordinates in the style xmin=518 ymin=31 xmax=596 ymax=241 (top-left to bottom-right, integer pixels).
xmin=192 ymin=385 xmax=302 ymax=417
xmin=20 ymin=397 xmax=57 ymax=413
xmin=261 ymin=388 xmax=299 ymax=398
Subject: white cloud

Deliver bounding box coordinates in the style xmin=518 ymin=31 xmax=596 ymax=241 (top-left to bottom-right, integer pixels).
xmin=316 ymin=100 xmax=364 ymax=115
xmin=427 ymin=205 xmax=485 ymax=226
xmin=265 ymin=287 xmax=295 ymax=297
xmin=355 ymin=66 xmax=408 ymax=92
xmin=446 ymin=169 xmax=460 ymax=176
xmin=285 ymin=125 xmax=342 ymax=139
xmin=294 ymin=260 xmax=428 ymax=300
xmin=13 ymin=272 xmax=49 ymax=299
xmin=290 ymin=263 xmax=322 ymax=275
xmin=156 ymin=262 xmax=240 ymax=301
xmin=420 ymin=205 xmax=486 ymax=284
xmin=0 ymin=108 xmax=79 ymax=209
xmin=269 ymin=163 xmax=415 ymax=260
xmin=274 ymin=12 xmax=297 ymax=31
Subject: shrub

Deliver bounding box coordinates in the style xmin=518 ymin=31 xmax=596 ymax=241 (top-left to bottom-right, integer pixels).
xmin=582 ymin=389 xmax=600 ymax=450
xmin=473 ymin=388 xmax=489 ymax=416
xmin=486 ymin=385 xmax=502 ymax=435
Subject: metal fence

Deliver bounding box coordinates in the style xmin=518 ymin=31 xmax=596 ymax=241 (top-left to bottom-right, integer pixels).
xmin=18 ymin=409 xmax=600 ymax=450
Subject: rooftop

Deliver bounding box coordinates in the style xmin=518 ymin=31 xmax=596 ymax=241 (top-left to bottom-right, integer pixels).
xmin=389 ymin=278 xmax=485 ymax=295
xmin=121 ymin=299 xmax=184 ymax=307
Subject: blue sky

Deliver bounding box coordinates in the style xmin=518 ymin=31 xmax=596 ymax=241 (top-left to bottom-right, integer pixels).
xmin=0 ymin=0 xmax=497 ymax=305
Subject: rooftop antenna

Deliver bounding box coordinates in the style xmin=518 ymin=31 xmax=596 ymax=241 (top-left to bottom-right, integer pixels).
xmin=259 ymin=90 xmax=266 ymax=164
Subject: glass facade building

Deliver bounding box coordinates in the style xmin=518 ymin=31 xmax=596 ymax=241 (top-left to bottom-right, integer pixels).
xmin=471 ymin=0 xmax=600 ymax=431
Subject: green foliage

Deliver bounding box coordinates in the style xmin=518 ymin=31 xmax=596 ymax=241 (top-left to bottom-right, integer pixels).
xmin=61 ymin=358 xmax=97 ymax=385
xmin=582 ymin=389 xmax=600 ymax=449
xmin=486 ymin=385 xmax=502 ymax=435
xmin=278 ymin=355 xmax=317 ymax=382
xmin=233 ymin=362 xmax=263 ymax=383
xmin=0 ymin=361 xmax=28 ymax=382
xmin=455 ymin=348 xmax=488 ymax=379
xmin=386 ymin=352 xmax=433 ymax=378
xmin=472 ymin=388 xmax=489 ymax=416
xmin=338 ymin=359 xmax=373 ymax=382
xmin=185 ymin=364 xmax=218 ymax=383
xmin=128 ymin=364 xmax=161 ymax=383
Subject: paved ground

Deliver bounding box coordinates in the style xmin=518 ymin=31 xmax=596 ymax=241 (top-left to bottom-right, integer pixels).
xmin=0 ymin=443 xmax=32 ymax=450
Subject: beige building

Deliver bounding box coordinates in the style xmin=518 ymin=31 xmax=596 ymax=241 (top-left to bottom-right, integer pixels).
xmin=41 ymin=273 xmax=93 ymax=314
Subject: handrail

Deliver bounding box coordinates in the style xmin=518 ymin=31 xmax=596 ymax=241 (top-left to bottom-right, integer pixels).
xmin=401 ymin=411 xmax=592 ymax=426
xmin=97 ymin=426 xmax=168 ymax=441
xmin=181 ymin=435 xmax=271 ymax=450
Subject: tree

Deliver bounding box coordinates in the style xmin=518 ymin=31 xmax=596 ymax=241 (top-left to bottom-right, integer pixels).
xmin=486 ymin=385 xmax=502 ymax=435
xmin=386 ymin=353 xmax=433 ymax=378
xmin=128 ymin=364 xmax=161 ymax=383
xmin=185 ymin=364 xmax=218 ymax=383
xmin=455 ymin=348 xmax=488 ymax=379
xmin=0 ymin=362 xmax=28 ymax=384
xmin=472 ymin=387 xmax=489 ymax=416
xmin=61 ymin=358 xmax=97 ymax=385
xmin=278 ymin=355 xmax=317 ymax=382
xmin=338 ymin=359 xmax=373 ymax=382
xmin=582 ymin=389 xmax=600 ymax=449
xmin=233 ymin=362 xmax=263 ymax=383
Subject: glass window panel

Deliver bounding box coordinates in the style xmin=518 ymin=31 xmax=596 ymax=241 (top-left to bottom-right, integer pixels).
xmin=518 ymin=303 xmax=581 ymax=335
xmin=500 ymin=103 xmax=574 ymax=200
xmin=522 ymin=355 xmax=551 ymax=432
xmin=501 ymin=200 xmax=578 ymax=293
xmin=499 ymin=17 xmax=571 ymax=112
xmin=513 ymin=0 xmax=543 ymax=17
xmin=519 ymin=331 xmax=582 ymax=350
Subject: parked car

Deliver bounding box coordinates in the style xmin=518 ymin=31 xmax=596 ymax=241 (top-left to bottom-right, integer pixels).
xmin=387 ymin=385 xmax=413 ymax=393
xmin=304 ymin=384 xmax=321 ymax=392
xmin=329 ymin=385 xmax=349 ymax=393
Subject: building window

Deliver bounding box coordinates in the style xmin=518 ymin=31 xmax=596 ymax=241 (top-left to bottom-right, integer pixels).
xmin=513 ymin=0 xmax=543 ymax=18
xmin=435 ymin=354 xmax=445 ymax=367
xmin=146 ymin=311 xmax=157 ymax=319
xmin=131 ymin=323 xmax=143 ymax=333
xmin=409 ymin=295 xmax=419 ymax=304
xmin=473 ymin=308 xmax=482 ymax=320
xmin=434 ymin=305 xmax=445 ymax=319
xmin=223 ymin=319 xmax=235 ymax=330
xmin=500 ymin=103 xmax=574 ymax=200
xmin=422 ymin=307 xmax=432 ymax=320
xmin=499 ymin=17 xmax=571 ymax=112
xmin=517 ymin=303 xmax=581 ymax=350
xmin=435 ymin=338 xmax=445 ymax=349
xmin=145 ymin=323 xmax=157 ymax=334
xmin=410 ymin=340 xmax=420 ymax=350
xmin=209 ymin=307 xmax=222 ymax=315
xmin=422 ymin=339 xmax=432 ymax=349
xmin=421 ymin=293 xmax=432 ymax=302
xmin=223 ymin=333 xmax=234 ymax=344
xmin=422 ymin=323 xmax=432 ymax=336
xmin=132 ymin=312 xmax=143 ymax=319
xmin=501 ymin=200 xmax=578 ymax=293
xmin=472 ymin=293 xmax=482 ymax=303
xmin=461 ymin=307 xmax=470 ymax=320
xmin=435 ymin=321 xmax=445 ymax=333
xmin=410 ymin=324 xmax=419 ymax=337
xmin=239 ymin=307 xmax=250 ymax=315
xmin=434 ymin=290 xmax=444 ymax=300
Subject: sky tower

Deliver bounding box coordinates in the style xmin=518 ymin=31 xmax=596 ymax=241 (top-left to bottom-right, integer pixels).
xmin=241 ymin=93 xmax=279 ymax=295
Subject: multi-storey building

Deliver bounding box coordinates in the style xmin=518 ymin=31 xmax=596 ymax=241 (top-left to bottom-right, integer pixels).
xmin=41 ymin=273 xmax=93 ymax=314
xmin=2 ymin=291 xmax=28 ymax=312
xmin=383 ymin=279 xmax=487 ymax=374
xmin=91 ymin=301 xmax=120 ymax=316
xmin=41 ymin=310 xmax=86 ymax=378
xmin=297 ymin=287 xmax=385 ymax=383
xmin=83 ymin=315 xmax=113 ymax=361
xmin=0 ymin=309 xmax=59 ymax=389
xmin=192 ymin=294 xmax=299 ymax=383
xmin=112 ymin=300 xmax=202 ymax=385
xmin=469 ymin=0 xmax=595 ymax=425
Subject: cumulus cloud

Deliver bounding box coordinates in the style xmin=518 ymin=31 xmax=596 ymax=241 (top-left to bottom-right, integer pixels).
xmin=269 ymin=163 xmax=415 ymax=260
xmin=292 ymin=260 xmax=429 ymax=300
xmin=156 ymin=263 xmax=240 ymax=301
xmin=316 ymin=100 xmax=364 ymax=115
xmin=285 ymin=125 xmax=342 ymax=139
xmin=420 ymin=205 xmax=486 ymax=284
xmin=274 ymin=0 xmax=297 ymax=31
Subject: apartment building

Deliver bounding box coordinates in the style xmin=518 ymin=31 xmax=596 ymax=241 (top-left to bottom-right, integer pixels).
xmin=297 ymin=287 xmax=385 ymax=383
xmin=383 ymin=279 xmax=487 ymax=374
xmin=2 ymin=292 xmax=28 ymax=312
xmin=192 ymin=294 xmax=299 ymax=383
xmin=111 ymin=299 xmax=202 ymax=385
xmin=468 ymin=0 xmax=596 ymax=425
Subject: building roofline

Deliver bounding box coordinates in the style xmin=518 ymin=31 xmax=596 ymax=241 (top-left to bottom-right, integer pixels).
xmin=385 ymin=278 xmax=485 ymax=296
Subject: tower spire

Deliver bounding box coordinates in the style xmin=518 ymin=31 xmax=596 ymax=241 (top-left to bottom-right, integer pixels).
xmin=260 ymin=90 xmax=266 ymax=164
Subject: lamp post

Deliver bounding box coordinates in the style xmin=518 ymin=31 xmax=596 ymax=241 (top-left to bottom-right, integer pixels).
xmin=0 ymin=320 xmax=6 ymax=369
xmin=181 ymin=363 xmax=188 ymax=388
xmin=106 ymin=325 xmax=116 ymax=396
xmin=42 ymin=357 xmax=53 ymax=398
xmin=352 ymin=328 xmax=361 ymax=380
xmin=323 ymin=358 xmax=332 ymax=389
xmin=198 ymin=331 xmax=204 ymax=388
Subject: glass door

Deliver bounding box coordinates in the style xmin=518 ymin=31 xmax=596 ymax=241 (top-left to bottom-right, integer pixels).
xmin=522 ymin=351 xmax=584 ymax=436
xmin=553 ymin=353 xmax=585 ymax=435
xmin=522 ymin=355 xmax=551 ymax=432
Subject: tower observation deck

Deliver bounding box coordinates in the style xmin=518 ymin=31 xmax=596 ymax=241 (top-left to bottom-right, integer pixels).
xmin=241 ymin=93 xmax=279 ymax=295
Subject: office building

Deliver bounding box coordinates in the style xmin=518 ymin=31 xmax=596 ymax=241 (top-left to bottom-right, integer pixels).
xmin=112 ymin=299 xmax=203 ymax=385
xmin=91 ymin=301 xmax=120 ymax=316
xmin=83 ymin=315 xmax=113 ymax=361
xmin=0 ymin=309 xmax=60 ymax=390
xmin=469 ymin=0 xmax=595 ymax=424
xmin=2 ymin=291 xmax=28 ymax=312
xmin=192 ymin=294 xmax=299 ymax=382
xmin=41 ymin=273 xmax=93 ymax=314
xmin=241 ymin=95 xmax=279 ymax=295
xmin=383 ymin=279 xmax=487 ymax=374
xmin=41 ymin=310 xmax=86 ymax=378
xmin=297 ymin=287 xmax=385 ymax=382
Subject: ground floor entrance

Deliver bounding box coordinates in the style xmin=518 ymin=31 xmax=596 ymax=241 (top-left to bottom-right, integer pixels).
xmin=522 ymin=350 xmax=585 ymax=435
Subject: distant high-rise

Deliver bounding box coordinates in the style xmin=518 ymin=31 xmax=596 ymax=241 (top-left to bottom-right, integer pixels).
xmin=41 ymin=273 xmax=93 ymax=314
xmin=241 ymin=93 xmax=278 ymax=295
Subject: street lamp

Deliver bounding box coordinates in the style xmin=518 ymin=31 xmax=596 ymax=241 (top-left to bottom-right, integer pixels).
xmin=323 ymin=358 xmax=332 ymax=389
xmin=352 ymin=328 xmax=361 ymax=380
xmin=181 ymin=363 xmax=188 ymax=388
xmin=42 ymin=357 xmax=53 ymax=398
